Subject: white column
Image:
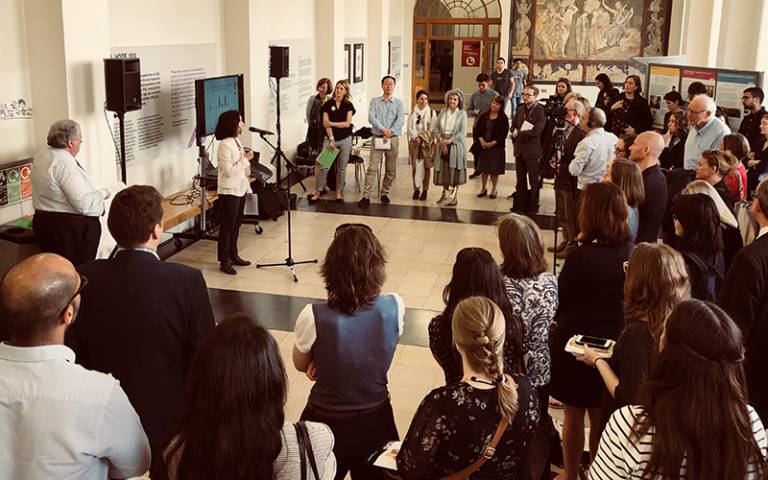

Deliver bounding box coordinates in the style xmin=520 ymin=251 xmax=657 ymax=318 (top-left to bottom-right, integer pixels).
xmin=367 ymin=0 xmax=391 ymax=101
xmin=680 ymin=0 xmax=723 ymax=67
xmin=223 ymin=0 xmax=253 ymax=122
xmin=754 ymin=0 xmax=768 ymax=86
xmin=315 ymin=0 xmax=346 ymax=81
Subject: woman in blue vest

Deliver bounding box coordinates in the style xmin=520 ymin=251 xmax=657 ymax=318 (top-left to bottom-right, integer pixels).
xmin=293 ymin=223 xmax=404 ymax=480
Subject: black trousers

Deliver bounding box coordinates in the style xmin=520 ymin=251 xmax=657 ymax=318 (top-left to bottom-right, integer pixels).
xmin=300 ymin=401 xmax=399 ymax=480
xmin=217 ymin=194 xmax=245 ymax=263
xmin=515 ymin=155 xmax=541 ymax=211
xmin=33 ymin=210 xmax=100 ymax=266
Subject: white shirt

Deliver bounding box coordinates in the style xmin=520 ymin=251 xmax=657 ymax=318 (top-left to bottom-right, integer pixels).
xmin=758 ymin=225 xmax=768 ymax=240
xmin=569 ymin=128 xmax=618 ymax=190
xmin=294 ymin=293 xmax=405 ymax=353
xmin=31 ymin=147 xmax=105 ymax=216
xmin=0 ymin=343 xmax=151 ymax=480
xmin=440 ymin=108 xmax=460 ymax=135
xmin=217 ymin=137 xmax=252 ymax=197
xmin=407 ymin=106 xmax=435 ymax=140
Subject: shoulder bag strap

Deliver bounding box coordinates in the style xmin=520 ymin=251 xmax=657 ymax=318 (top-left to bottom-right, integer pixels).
xmin=294 ymin=423 xmax=308 ymax=480
xmin=441 ymin=416 xmax=510 ymax=480
xmin=299 ymin=421 xmax=322 ymax=480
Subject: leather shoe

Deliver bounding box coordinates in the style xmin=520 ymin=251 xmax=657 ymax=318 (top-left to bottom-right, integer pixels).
xmin=381 ymin=194 xmax=391 ymax=204
xmin=469 ymin=171 xmax=481 ymax=179
xmin=232 ymin=256 xmax=251 ymax=266
xmin=219 ymin=262 xmax=237 ymax=275
xmin=412 ymin=189 xmax=420 ymax=200
xmin=419 ymin=190 xmax=428 ymax=201
xmin=358 ymin=197 xmax=370 ymax=207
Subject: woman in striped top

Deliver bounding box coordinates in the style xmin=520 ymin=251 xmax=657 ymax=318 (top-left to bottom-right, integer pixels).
xmin=590 ymin=300 xmax=768 ymax=479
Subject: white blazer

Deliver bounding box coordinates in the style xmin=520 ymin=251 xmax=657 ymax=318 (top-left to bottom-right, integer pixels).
xmin=217 ymin=137 xmax=252 ymax=197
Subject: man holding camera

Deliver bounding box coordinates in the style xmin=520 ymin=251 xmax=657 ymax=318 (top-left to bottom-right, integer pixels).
xmin=511 ymin=85 xmax=546 ymax=214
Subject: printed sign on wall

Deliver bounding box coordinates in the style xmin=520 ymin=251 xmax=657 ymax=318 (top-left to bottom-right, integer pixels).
xmin=461 ymin=41 xmax=481 ymax=67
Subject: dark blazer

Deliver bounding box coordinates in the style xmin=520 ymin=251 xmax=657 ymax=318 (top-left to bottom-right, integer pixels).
xmin=718 ymin=233 xmax=768 ymax=422
xmin=557 ymin=125 xmax=587 ymax=187
xmin=659 ymin=135 xmax=686 ymax=170
xmin=637 ymin=164 xmax=668 ymax=244
xmin=512 ymin=102 xmax=546 ymax=159
xmin=472 ymin=111 xmax=510 ymax=151
xmin=66 ymin=250 xmax=215 ymax=451
xmin=612 ymin=93 xmax=654 ymax=135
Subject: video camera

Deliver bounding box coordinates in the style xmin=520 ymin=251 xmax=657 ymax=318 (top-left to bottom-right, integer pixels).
xmin=540 ymin=95 xmax=567 ymax=129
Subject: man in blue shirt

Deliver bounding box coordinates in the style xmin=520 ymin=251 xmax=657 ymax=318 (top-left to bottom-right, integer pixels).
xmin=683 ymin=94 xmax=729 ymax=171
xmin=510 ymin=59 xmax=527 ymax=118
xmin=359 ymin=76 xmax=405 ymax=206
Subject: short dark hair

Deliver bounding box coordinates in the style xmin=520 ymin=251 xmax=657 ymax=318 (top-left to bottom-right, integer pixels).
xmin=625 ymin=75 xmax=643 ymax=95
xmin=688 ymin=81 xmax=707 ymax=96
xmin=513 ymin=58 xmax=524 ymax=63
xmin=578 ymin=182 xmax=632 ymax=247
xmin=108 ymin=185 xmax=164 ymax=248
xmin=672 ymin=193 xmax=723 ymax=255
xmin=214 ymin=110 xmax=241 ymax=140
xmin=496 ymin=57 xmax=506 ymax=63
xmin=476 ymin=73 xmax=490 ymax=83
xmin=663 ymin=90 xmax=683 ymax=103
xmin=744 ymin=87 xmax=764 ymax=103
xmin=415 ymin=89 xmax=429 ymax=100
xmin=316 ymin=77 xmax=332 ymax=92
xmin=381 ymin=75 xmax=396 ymax=86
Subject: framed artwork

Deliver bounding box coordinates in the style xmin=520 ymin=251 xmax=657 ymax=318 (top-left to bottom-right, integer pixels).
xmin=343 ymin=44 xmax=351 ymax=82
xmin=353 ymin=43 xmax=364 ymax=83
xmin=510 ymin=0 xmax=672 ymax=83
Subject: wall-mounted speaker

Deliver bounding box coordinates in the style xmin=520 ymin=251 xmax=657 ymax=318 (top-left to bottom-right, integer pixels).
xmin=269 ymin=46 xmax=289 ymax=79
xmin=104 ymin=58 xmax=142 ymax=113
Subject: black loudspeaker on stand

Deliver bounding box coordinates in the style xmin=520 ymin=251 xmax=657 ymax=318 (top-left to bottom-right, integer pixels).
xmin=257 ymin=46 xmax=318 ymax=282
xmin=104 ymin=58 xmax=142 ymax=184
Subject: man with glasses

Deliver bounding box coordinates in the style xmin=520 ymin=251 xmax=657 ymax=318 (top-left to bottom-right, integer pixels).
xmin=511 ymin=84 xmax=546 ymax=213
xmin=0 ymin=253 xmax=150 ymax=479
xmin=66 ymin=185 xmax=215 ymax=479
xmin=683 ymin=94 xmax=729 ymax=171
xmin=31 ymin=120 xmax=112 ymax=266
xmin=738 ymin=87 xmax=767 ymax=153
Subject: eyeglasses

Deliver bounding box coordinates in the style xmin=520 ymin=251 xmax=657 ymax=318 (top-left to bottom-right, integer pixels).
xmin=58 ymin=274 xmax=88 ymax=319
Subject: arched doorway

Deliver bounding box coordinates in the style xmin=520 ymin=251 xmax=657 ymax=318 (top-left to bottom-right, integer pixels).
xmin=412 ymin=0 xmax=502 ymax=105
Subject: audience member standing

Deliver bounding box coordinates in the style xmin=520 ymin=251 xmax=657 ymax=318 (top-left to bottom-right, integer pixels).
xmin=468 ymin=73 xmax=500 ymax=180
xmin=511 ymin=84 xmax=547 ymax=214
xmin=407 ymin=89 xmax=436 ymax=201
xmin=568 ymin=107 xmax=617 ymax=213
xmin=359 ymin=76 xmax=404 ymax=206
xmin=590 ymin=300 xmax=768 ymax=479
xmin=660 ymin=110 xmax=689 ymax=170
xmin=215 ymin=110 xmax=253 ymax=275
xmin=429 ymin=247 xmax=526 ymax=385
xmin=687 ymin=81 xmax=708 ymax=101
xmin=594 ymin=73 xmax=620 ymax=121
xmin=719 ymin=178 xmax=768 ymax=423
xmin=671 ymin=193 xmax=724 ymax=301
xmin=739 ymin=87 xmax=767 ymax=153
xmin=696 ymin=150 xmax=735 ymax=209
xmin=472 ymin=96 xmax=509 ymax=199
xmin=293 ymin=224 xmax=402 ymax=479
xmin=721 ymin=133 xmax=750 ymax=202
xmin=609 ymin=75 xmax=653 ymax=136
xmin=398 ymin=297 xmax=539 ymax=479
xmin=164 ymin=314 xmax=336 ymax=480
xmin=66 ymin=185 xmax=215 ymax=478
xmin=491 ymin=57 xmax=514 ymax=113
xmin=549 ymin=182 xmax=634 ymax=480
xmin=311 ymin=80 xmax=355 ymax=202
xmin=305 ymin=77 xmax=332 ymax=154
xmin=0 ymin=254 xmax=150 ymax=479
xmin=747 ymin=117 xmax=768 ymax=194
xmin=684 ymin=94 xmax=729 ymax=171
xmin=509 ymin=58 xmax=527 ymax=118
xmin=606 ymin=158 xmax=645 ymax=241
xmin=629 ymin=131 xmax=668 ymax=243
xmin=661 ymin=90 xmax=685 ymax=134
xmin=31 ymin=119 xmax=110 ymax=266
xmin=576 ymin=243 xmax=690 ymax=432
xmin=433 ymin=89 xmax=468 ymax=206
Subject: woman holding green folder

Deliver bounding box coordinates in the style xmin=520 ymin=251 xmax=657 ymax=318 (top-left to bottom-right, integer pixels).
xmin=309 ymin=80 xmax=355 ymax=202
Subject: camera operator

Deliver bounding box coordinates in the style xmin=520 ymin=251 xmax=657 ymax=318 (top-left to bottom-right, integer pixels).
xmin=550 ymin=96 xmax=589 ymax=259
xmin=541 ymin=79 xmax=573 ymax=176
xmin=511 ymin=84 xmax=546 ymax=214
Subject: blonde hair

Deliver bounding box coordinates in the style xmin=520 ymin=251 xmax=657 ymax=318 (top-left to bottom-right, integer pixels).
xmin=682 ymin=180 xmax=738 ymax=228
xmin=334 ymin=80 xmax=352 ymax=101
xmin=452 ymin=296 xmax=518 ymax=423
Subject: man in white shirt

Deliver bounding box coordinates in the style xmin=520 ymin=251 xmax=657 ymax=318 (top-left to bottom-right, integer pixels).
xmin=0 ymin=253 xmax=150 ymax=480
xmin=569 ymin=107 xmax=618 ymax=198
xmin=31 ymin=120 xmax=111 ymax=266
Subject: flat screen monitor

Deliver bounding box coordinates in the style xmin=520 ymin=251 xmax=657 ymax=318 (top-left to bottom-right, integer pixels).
xmin=194 ymin=74 xmax=245 ymax=140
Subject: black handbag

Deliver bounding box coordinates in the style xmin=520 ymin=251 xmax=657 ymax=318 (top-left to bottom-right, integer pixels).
xmin=295 ymin=421 xmax=322 ymax=480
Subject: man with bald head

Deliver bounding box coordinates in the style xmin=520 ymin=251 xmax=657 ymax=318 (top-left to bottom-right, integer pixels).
xmin=629 ymin=131 xmax=668 ymax=243
xmin=683 ymin=94 xmax=729 ymax=171
xmin=0 ymin=253 xmax=150 ymax=479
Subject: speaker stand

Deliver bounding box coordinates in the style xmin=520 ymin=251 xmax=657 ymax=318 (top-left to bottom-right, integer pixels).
xmin=114 ymin=111 xmax=127 ymax=184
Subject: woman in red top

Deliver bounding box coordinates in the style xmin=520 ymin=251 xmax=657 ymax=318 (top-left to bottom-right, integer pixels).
xmin=721 ymin=133 xmax=750 ymax=202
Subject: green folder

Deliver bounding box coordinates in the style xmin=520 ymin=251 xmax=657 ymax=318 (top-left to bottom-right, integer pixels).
xmin=316 ymin=146 xmax=340 ymax=168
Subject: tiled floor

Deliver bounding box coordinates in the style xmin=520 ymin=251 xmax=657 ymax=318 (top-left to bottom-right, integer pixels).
xmin=166 ymin=139 xmax=567 ymax=478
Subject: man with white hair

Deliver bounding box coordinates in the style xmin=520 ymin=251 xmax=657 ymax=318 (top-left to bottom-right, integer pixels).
xmin=568 ymin=107 xmax=617 ymax=201
xmin=31 ymin=119 xmax=111 ymax=266
xmin=683 ymin=94 xmax=729 ymax=171
xmin=629 ymin=131 xmax=668 ymax=243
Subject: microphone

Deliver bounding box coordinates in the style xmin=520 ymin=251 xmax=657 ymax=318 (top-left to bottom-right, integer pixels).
xmin=249 ymin=126 xmax=274 ymax=136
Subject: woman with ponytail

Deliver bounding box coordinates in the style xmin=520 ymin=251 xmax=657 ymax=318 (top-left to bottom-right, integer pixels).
xmin=398 ymin=296 xmax=538 ymax=479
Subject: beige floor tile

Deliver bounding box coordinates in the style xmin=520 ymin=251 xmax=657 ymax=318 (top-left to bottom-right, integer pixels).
xmin=397 ymin=345 xmax=438 ymax=368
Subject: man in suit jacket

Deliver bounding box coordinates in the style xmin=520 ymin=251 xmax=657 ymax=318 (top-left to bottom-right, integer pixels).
xmin=551 ymin=96 xmax=588 ymax=258
xmin=718 ymin=179 xmax=768 ymax=423
xmin=511 ymin=84 xmax=547 ymax=213
xmin=66 ymin=185 xmax=215 ymax=477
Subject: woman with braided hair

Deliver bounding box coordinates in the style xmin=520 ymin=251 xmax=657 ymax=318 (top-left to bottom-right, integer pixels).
xmin=398 ymin=296 xmax=539 ymax=479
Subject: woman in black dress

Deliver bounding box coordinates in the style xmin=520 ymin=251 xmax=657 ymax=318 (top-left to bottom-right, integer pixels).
xmin=473 ymin=96 xmax=509 ymax=199
xmin=548 ymin=182 xmax=634 ymax=479
xmin=660 ymin=110 xmax=688 ymax=170
xmin=609 ymin=75 xmax=654 ymax=136
xmin=594 ymin=73 xmax=620 ymax=123
xmin=575 ymin=243 xmax=690 ymax=434
xmin=398 ymin=296 xmax=539 ymax=479
xmin=428 ymin=247 xmax=526 ymax=385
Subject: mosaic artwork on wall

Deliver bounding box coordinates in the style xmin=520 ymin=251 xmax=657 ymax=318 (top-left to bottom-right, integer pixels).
xmin=511 ymin=0 xmax=671 ymax=83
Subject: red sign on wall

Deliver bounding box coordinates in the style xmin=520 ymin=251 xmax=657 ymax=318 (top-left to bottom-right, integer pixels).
xmin=461 ymin=41 xmax=481 ymax=67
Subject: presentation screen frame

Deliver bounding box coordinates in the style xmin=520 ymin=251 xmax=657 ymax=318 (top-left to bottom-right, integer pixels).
xmin=194 ymin=74 xmax=245 ymax=139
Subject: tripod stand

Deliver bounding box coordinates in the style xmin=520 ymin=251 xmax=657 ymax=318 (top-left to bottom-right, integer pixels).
xmin=257 ymin=131 xmax=308 ymax=192
xmin=550 ymin=122 xmax=567 ymax=275
xmin=256 ymin=76 xmax=318 ymax=282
